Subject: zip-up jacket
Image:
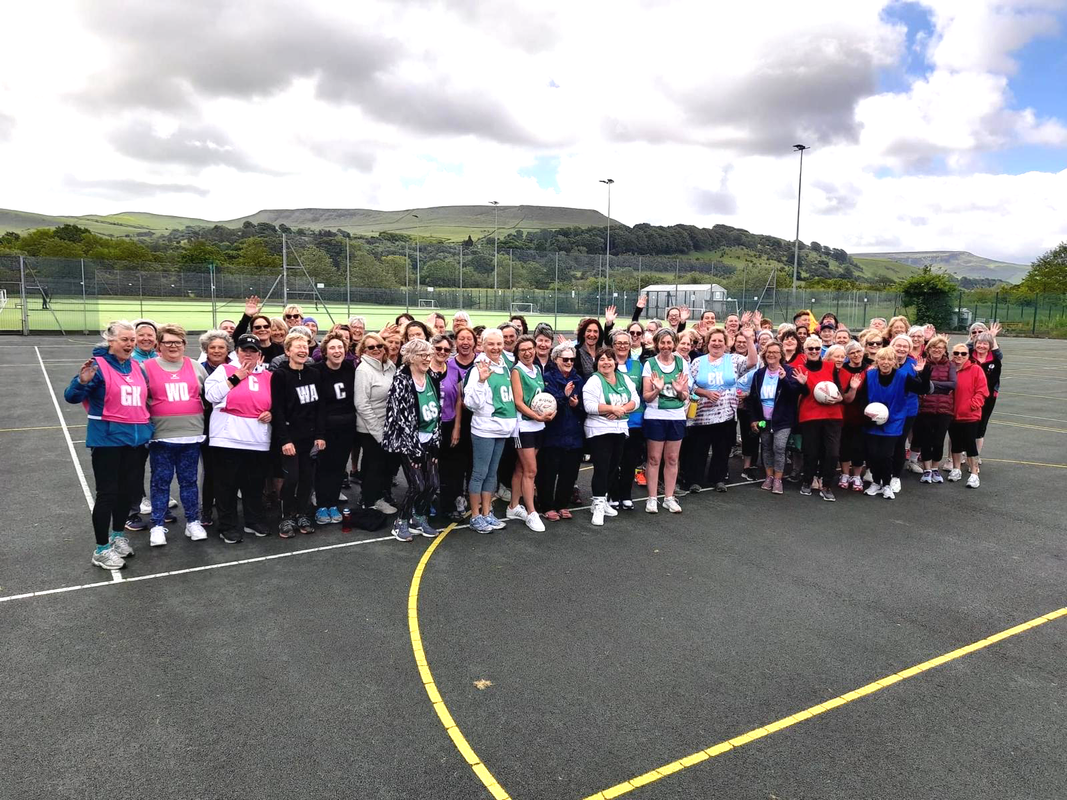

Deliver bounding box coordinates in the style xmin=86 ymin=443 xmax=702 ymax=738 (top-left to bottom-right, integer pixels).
xmin=63 ymin=346 xmax=154 ymax=448
xmin=382 ymin=367 xmax=440 ymax=458
xmin=918 ymin=357 xmax=957 ymax=416
xmin=543 ymin=364 xmax=586 ymax=449
xmin=270 ymin=361 xmax=324 ymax=446
xmin=952 ymin=360 xmax=989 ymax=422
xmin=354 ymin=354 xmax=396 ymax=442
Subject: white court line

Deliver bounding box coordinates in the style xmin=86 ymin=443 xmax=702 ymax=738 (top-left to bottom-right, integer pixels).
xmin=32 ymin=348 xmax=122 ymax=583
xmin=0 ymin=535 xmax=397 ymax=604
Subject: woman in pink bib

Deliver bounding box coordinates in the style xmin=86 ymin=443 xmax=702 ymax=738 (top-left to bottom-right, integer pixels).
xmin=64 ymin=320 xmax=154 ymax=572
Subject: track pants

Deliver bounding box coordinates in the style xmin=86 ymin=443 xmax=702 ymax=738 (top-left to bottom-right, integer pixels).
xmin=801 ymin=419 xmax=842 ymax=485
xmin=280 ymin=438 xmax=317 ymax=518
xmin=316 ymin=425 xmax=355 ymax=511
xmin=865 ymin=433 xmax=896 ymax=486
xmin=212 ymin=446 xmax=268 ymax=540
xmin=537 ymin=445 xmax=583 ymax=511
xmin=588 ymin=433 xmax=625 ymax=497
xmin=91 ymin=445 xmax=143 ymax=546
xmin=439 ymin=418 xmax=473 ymax=514
xmin=612 ymin=427 xmax=646 ymax=503
xmin=149 ymin=441 xmax=201 ymax=527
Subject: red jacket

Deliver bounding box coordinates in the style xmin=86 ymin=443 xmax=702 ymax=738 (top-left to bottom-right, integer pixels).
xmin=797 ymin=359 xmax=848 ymax=423
xmin=953 ymin=360 xmax=989 ymax=422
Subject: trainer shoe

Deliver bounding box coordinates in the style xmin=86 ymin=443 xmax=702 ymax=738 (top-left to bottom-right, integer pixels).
xmin=837 ymin=475 xmax=849 ymax=490
xmin=392 ymin=519 xmax=413 ymax=542
xmin=591 ymin=499 xmax=605 ymax=527
xmin=635 ymin=469 xmax=647 ymax=486
xmin=663 ymin=496 xmax=682 ymax=513
xmin=645 ymin=497 xmax=658 ymax=514
xmin=772 ymin=478 xmax=784 ymax=495
xmin=219 ymin=530 xmax=242 ymax=544
xmin=905 ymin=459 xmax=924 ymax=474
xmin=850 ymin=475 xmax=864 ymax=492
xmin=882 ymin=485 xmax=896 ymax=500
xmin=820 ymin=488 xmax=836 ymax=502
xmin=278 ymin=517 xmax=298 ymax=539
xmin=800 ymin=485 xmax=812 ymax=496
xmin=296 ymin=515 xmax=315 ymax=534
xmin=470 ymin=515 xmax=494 ymax=534
xmin=602 ymin=501 xmax=618 ymax=518
xmin=243 ymin=523 xmax=270 ymax=538
xmin=947 ymin=468 xmax=962 ymax=482
xmin=109 ymin=535 xmax=134 ymax=558
xmin=890 ymin=477 xmax=902 ymax=493
xmin=124 ymin=515 xmax=147 ymax=532
xmin=940 ymin=459 xmax=952 ymax=471
xmin=163 ymin=511 xmax=177 ymax=524
xmin=714 ymin=482 xmax=728 ymax=493
xmin=621 ymin=500 xmax=635 ymax=510
xmin=761 ymin=477 xmax=774 ymax=491
xmin=920 ymin=471 xmax=933 ymax=484
xmin=372 ymin=498 xmax=397 ymax=515
xmin=494 ymin=485 xmax=512 ymax=503
xmin=688 ymin=483 xmax=702 ymax=494
xmin=525 ymin=512 xmax=546 ymax=532
xmin=139 ymin=498 xmax=152 ymax=515
xmin=315 ymin=507 xmax=332 ymax=526
xmin=329 ymin=507 xmax=343 ymax=524
xmin=966 ymin=473 xmax=980 ymax=489
xmin=865 ymin=482 xmax=883 ymax=497
xmin=91 ymin=546 xmax=125 ymax=571
xmin=931 ymin=471 xmax=944 ymax=484
xmin=411 ymin=515 xmax=438 ymax=538
xmin=485 ymin=512 xmax=507 ymax=530
xmin=149 ymin=526 xmax=167 ymax=547
xmin=506 ymin=504 xmax=529 ymax=522
xmin=185 ymin=521 xmax=208 ymax=541
xmin=168 ymin=497 xmax=178 ymax=509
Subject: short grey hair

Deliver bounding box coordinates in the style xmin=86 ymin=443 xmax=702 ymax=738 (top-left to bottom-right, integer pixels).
xmin=199 ymin=329 xmax=234 ymax=354
xmin=101 ymin=319 xmax=135 ymax=347
xmin=551 ymin=342 xmax=575 ymax=361
xmin=845 ymin=340 xmax=864 ymax=356
xmin=803 ymin=335 xmax=822 ymax=351
xmin=348 ymin=316 xmax=367 ymax=329
xmin=974 ymin=332 xmax=995 ymax=347
xmin=401 ymin=338 xmax=432 ymax=364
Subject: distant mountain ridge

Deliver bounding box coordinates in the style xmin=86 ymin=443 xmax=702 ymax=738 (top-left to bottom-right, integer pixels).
xmin=855 ymin=251 xmax=1027 ymax=283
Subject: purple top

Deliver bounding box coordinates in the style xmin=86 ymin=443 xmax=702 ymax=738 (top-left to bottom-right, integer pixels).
xmin=441 ymin=356 xmax=476 ymax=423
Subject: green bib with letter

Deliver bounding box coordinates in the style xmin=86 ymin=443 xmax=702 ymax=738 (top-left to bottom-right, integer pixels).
xmin=650 ymin=355 xmax=685 ymax=410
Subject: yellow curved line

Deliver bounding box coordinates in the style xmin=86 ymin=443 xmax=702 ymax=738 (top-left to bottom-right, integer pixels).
xmin=408 ymin=524 xmax=512 ymax=800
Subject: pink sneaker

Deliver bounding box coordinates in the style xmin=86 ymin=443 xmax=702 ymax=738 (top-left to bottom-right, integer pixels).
xmin=760 ymin=477 xmax=774 ymax=491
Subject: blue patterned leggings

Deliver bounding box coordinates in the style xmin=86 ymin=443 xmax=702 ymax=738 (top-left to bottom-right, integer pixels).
xmin=149 ymin=441 xmax=201 ymax=526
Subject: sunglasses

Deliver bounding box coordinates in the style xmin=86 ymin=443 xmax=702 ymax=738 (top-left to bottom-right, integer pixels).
xmin=434 ymin=346 xmax=451 ymax=354
xmin=285 ymin=314 xmax=302 ymax=319
xmin=629 ymin=330 xmax=641 ymax=336
xmin=805 ymin=346 xmax=821 ymax=352
xmin=252 ymin=324 xmax=270 ymax=331
xmin=559 ymin=357 xmax=575 ymax=363
xmin=364 ymin=343 xmax=384 ymax=351
xmin=952 ymin=351 xmax=968 ymax=357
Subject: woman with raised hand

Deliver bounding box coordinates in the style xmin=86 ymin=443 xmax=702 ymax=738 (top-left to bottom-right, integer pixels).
xmin=64 ymin=321 xmax=153 ymax=571
xmin=354 ymin=332 xmax=399 ymax=515
xmin=583 ymin=347 xmax=639 ymax=526
xmin=885 ymin=333 xmax=921 ymax=493
xmin=627 ymin=320 xmax=648 ymax=361
xmin=439 ymin=328 xmax=477 ymax=521
xmin=641 ymin=328 xmax=689 ymax=513
xmin=204 ymin=333 xmax=273 ymax=543
xmin=575 ymin=313 xmax=613 ymax=379
xmin=948 ymin=342 xmax=990 ymax=488
xmin=745 ymin=341 xmax=799 ymax=495
xmin=382 ymin=339 xmax=442 ymax=542
xmin=793 ymin=336 xmax=856 ymax=501
xmin=505 ymin=334 xmax=554 ymax=532
xmin=856 ymin=347 xmax=930 ymax=499
xmin=464 ymin=329 xmax=518 ymax=534
xmin=538 ymin=344 xmax=586 ymax=521
xmin=233 ymin=296 xmax=280 ymax=360
xmin=970 ymin=324 xmax=1002 ymax=463
xmin=197 ymin=330 xmax=234 ymax=526
xmin=313 ymin=332 xmax=357 ymax=526
xmin=143 ymin=324 xmax=210 ymax=548
xmin=611 ymin=330 xmax=645 ymax=510
xmin=838 ymin=340 xmax=869 ymax=492
xmin=914 ymin=335 xmax=957 ymax=484
xmin=271 ymin=330 xmax=325 ymax=538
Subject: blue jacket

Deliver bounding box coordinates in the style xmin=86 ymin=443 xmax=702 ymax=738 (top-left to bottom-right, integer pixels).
xmin=63 ymin=346 xmax=154 ymax=448
xmin=542 ymin=363 xmax=586 ymax=449
xmin=745 ymin=364 xmax=801 ymax=432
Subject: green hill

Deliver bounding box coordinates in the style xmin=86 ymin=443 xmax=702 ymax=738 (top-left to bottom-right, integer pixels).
xmin=855 ymin=251 xmax=1026 ymax=283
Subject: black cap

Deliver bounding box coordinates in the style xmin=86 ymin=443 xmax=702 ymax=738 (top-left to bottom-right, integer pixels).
xmin=236 ymin=333 xmax=261 ymax=352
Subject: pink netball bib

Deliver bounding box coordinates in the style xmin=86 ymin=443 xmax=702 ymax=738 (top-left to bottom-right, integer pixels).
xmin=220 ymin=364 xmax=271 ymax=419
xmin=145 ymin=358 xmax=203 ymax=417
xmin=87 ymin=356 xmax=150 ymax=424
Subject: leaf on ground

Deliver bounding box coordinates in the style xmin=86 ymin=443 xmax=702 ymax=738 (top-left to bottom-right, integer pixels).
xmin=473 ymin=679 xmax=493 ymax=690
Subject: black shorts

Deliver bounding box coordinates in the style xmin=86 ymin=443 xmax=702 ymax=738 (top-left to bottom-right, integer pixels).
xmin=517 ymin=429 xmax=544 ymax=450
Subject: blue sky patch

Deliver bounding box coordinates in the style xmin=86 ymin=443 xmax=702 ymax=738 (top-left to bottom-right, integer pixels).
xmin=519 ymin=155 xmax=561 ymax=192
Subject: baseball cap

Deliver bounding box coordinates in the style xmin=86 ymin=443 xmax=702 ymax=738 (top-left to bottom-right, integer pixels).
xmin=236 ymin=333 xmax=261 ymax=352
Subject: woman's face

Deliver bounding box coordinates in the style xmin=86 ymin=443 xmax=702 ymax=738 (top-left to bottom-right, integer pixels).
xmin=584 ymin=324 xmax=600 ymax=347
xmin=325 ymin=339 xmax=346 ymax=366
xmin=641 ymin=331 xmax=654 ymax=348
xmin=287 ymin=337 xmax=309 ymax=364
xmin=406 ymin=326 xmax=426 ymax=342
xmin=535 ymin=335 xmax=552 ymax=358
xmin=455 ymin=330 xmax=475 ymax=357
xmin=270 ymin=322 xmax=287 ymax=344
xmin=237 ymin=348 xmax=261 ymax=371
xmin=110 ymin=329 xmax=136 ymax=360
xmin=725 ymin=315 xmax=740 ymax=333
xmin=452 ymin=316 xmax=468 ymax=332
xmin=555 ymin=350 xmax=575 ymax=374
xmin=337 ymin=329 xmax=351 ymax=346
xmin=597 ymin=354 xmax=616 ymax=376
xmin=889 ymin=322 xmax=907 ymax=338
xmin=820 ymin=327 xmax=834 ymax=344
xmin=647 ymin=321 xmax=660 ymax=333
xmin=834 ymin=330 xmax=850 ymax=346
xmin=432 ymin=340 xmax=452 ymax=364
xmin=666 ymin=309 xmax=680 ymax=326
xmin=517 ymin=340 xmax=536 ymax=366
xmin=251 ymin=319 xmax=271 ymax=344
xmin=412 ymin=349 xmax=432 ymax=372
xmin=764 ymin=346 xmax=781 ymax=367
xmin=432 ymin=317 xmax=446 ymax=335
xmin=893 ymin=339 xmax=910 ymax=363
xmin=350 ymin=322 xmax=365 ymax=340
xmin=910 ymin=330 xmax=924 ymax=348
xmin=628 ymin=325 xmax=643 ymax=346
xmin=796 ymin=326 xmax=809 ymax=340
xmin=484 ymin=334 xmax=503 ymax=359
xmin=657 ymin=335 xmax=674 ymax=358
xmin=386 ymin=336 xmax=401 ymax=360
xmin=848 ymin=348 xmax=864 ymax=366
xmin=502 ymin=328 xmax=517 ymax=350
xmin=927 ymin=342 xmax=946 ymax=360
xmin=708 ymin=333 xmax=726 ymax=357
xmin=864 ymin=339 xmax=882 ymax=359
xmin=876 ymin=353 xmax=896 ymax=373
xmin=733 ymin=335 xmax=748 ymax=355
xmin=362 ymin=338 xmax=385 ymax=360
xmin=613 ymin=336 xmax=631 ymax=362
xmin=781 ymin=336 xmax=797 ymax=357
xmin=830 ymin=350 xmax=846 ymax=368
xmin=205 ymin=339 xmax=229 ymax=366
xmin=676 ymin=337 xmax=692 ymax=358
xmin=974 ymin=339 xmax=990 ymax=357
xmin=135 ymin=326 xmax=156 ymax=352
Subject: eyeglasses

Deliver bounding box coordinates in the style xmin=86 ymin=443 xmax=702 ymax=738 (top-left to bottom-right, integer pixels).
xmin=252 ymin=324 xmax=270 ymax=331
xmin=804 ymin=346 xmax=821 ymax=352
xmin=285 ymin=314 xmax=302 ymax=320
xmin=434 ymin=346 xmax=451 ymax=354
xmin=161 ymin=340 xmax=184 ymax=347
xmin=364 ymin=343 xmax=384 ymax=351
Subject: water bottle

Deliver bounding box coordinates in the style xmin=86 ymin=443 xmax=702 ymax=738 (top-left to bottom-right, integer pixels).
xmin=341 ymin=507 xmax=353 ymax=533
xmin=756 ymin=420 xmax=767 ymax=430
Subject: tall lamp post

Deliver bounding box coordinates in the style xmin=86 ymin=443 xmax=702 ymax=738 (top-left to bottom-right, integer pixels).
xmin=489 ymin=200 xmax=499 ymax=292
xmin=600 ymin=178 xmax=614 ymax=305
xmin=791 ymin=144 xmax=809 ymax=311
xmin=413 ymin=213 xmax=421 ymax=295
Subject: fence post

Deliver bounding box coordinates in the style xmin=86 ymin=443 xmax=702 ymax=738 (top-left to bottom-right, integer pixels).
xmin=209 ymin=263 xmax=218 ymax=328
xmin=554 ymin=252 xmax=559 ymax=332
xmin=18 ymin=255 xmax=29 ymax=335
xmin=992 ymin=291 xmax=999 ymax=322
xmin=1032 ymin=299 xmax=1038 ymax=335
xmin=81 ymin=258 xmax=88 ymax=334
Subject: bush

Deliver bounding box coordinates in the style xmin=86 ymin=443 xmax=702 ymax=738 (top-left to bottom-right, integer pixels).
xmin=898 ymin=267 xmax=955 ymax=330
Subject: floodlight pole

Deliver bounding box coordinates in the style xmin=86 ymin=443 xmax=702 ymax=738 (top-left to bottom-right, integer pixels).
xmin=282 ymin=232 xmax=288 ymax=306
xmin=345 ymin=236 xmax=351 ymax=318
xmin=600 ymin=178 xmax=614 ymax=304
xmin=791 ymin=144 xmax=809 ymax=311
xmin=489 ymin=200 xmax=499 ymax=291
xmin=413 ymin=214 xmax=421 ymax=297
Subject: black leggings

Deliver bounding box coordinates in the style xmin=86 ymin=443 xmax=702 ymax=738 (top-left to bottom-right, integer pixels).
xmin=200 ymin=441 xmax=217 ymax=522
xmin=316 ymin=425 xmax=355 ymax=510
xmin=439 ymin=418 xmax=473 ymax=513
xmin=612 ymin=428 xmax=646 ymax=502
xmin=865 ymin=433 xmax=895 ymax=486
xmin=977 ymin=394 xmax=997 ymax=439
xmin=892 ymin=415 xmax=917 ymax=476
xmin=537 ymin=445 xmax=583 ymax=511
xmin=91 ymin=445 xmax=143 ymax=546
xmin=212 ymin=446 xmax=268 ymax=537
xmin=801 ymin=419 xmax=842 ymax=484
xmin=683 ymin=420 xmax=737 ymax=486
xmin=358 ymin=432 xmax=398 ymax=508
xmin=588 ymin=433 xmax=625 ymax=496
xmin=737 ymin=408 xmax=760 ymax=460
xmin=280 ymin=438 xmax=317 ymax=518
xmin=399 ymin=455 xmax=439 ymax=520
xmin=914 ymin=413 xmax=952 ymax=463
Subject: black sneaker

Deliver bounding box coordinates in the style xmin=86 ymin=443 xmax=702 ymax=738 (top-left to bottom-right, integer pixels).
xmin=163 ymin=511 xmax=177 ymax=524
xmin=278 ymin=518 xmax=298 ymax=539
xmin=820 ymin=489 xmax=836 ymax=502
xmin=688 ymin=483 xmax=702 ymax=494
xmin=785 ymin=472 xmax=802 ymax=484
xmin=200 ymin=516 xmax=214 ymax=528
xmin=124 ymin=515 xmax=147 ymax=532
xmin=800 ymin=485 xmax=812 ymax=496
xmin=296 ymin=515 xmax=315 ymax=534
xmin=243 ymin=523 xmax=270 ymax=538
xmin=715 ymin=482 xmax=728 ymax=493
xmin=341 ymin=476 xmax=351 ymax=489
xmin=219 ymin=530 xmax=242 ymax=544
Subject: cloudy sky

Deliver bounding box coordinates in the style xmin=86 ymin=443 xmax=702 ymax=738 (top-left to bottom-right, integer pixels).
xmin=1 ymin=0 xmax=1065 ymax=263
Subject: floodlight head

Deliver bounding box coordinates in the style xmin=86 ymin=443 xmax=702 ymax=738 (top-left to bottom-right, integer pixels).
xmin=793 ymin=144 xmax=808 ymax=151
xmin=489 ymin=200 xmax=499 ymax=205
xmin=600 ymin=178 xmax=614 ymax=185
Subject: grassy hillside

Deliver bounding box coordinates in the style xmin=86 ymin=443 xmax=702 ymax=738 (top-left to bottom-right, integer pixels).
xmin=856 ymin=251 xmax=1026 ymax=283
xmin=852 ymin=257 xmax=920 ymax=281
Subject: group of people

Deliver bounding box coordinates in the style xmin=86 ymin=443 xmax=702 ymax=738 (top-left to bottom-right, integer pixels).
xmin=67 ymin=296 xmax=1004 ymax=570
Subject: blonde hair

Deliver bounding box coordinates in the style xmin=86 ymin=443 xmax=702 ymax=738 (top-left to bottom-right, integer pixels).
xmin=358 ymin=333 xmax=386 ymax=356
xmin=824 ymin=344 xmax=846 ymax=361
xmin=283 ymin=304 xmax=304 ymax=319
xmin=874 ymin=346 xmax=897 ymax=366
xmin=926 ymin=334 xmax=949 ymax=354
xmin=157 ymin=323 xmax=187 ymax=343
xmin=283 ymin=330 xmax=309 ymax=352
xmin=887 ymin=315 xmax=910 ymax=335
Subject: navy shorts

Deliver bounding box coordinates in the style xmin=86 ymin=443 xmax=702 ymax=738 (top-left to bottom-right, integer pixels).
xmin=643 ymin=417 xmax=686 ymax=442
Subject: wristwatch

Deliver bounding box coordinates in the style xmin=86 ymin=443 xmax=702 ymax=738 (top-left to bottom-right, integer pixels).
xmin=228 ymin=373 xmax=242 ymax=387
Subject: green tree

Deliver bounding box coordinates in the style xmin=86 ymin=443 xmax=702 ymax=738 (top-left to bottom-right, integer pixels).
xmin=350 ymin=251 xmax=399 ymax=288
xmin=180 ymin=240 xmax=226 ymax=266
xmin=1018 ymin=241 xmax=1067 ymax=294
xmin=230 ymin=237 xmax=282 ymax=273
xmin=898 ymin=266 xmax=955 ymax=329
xmin=54 ymin=223 xmax=92 ymax=243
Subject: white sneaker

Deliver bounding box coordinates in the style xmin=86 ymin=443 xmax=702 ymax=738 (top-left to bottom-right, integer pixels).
xmin=905 ymin=459 xmax=924 ymax=474
xmin=947 ymin=469 xmax=962 ymax=482
xmin=882 ymin=485 xmax=896 ymax=500
xmin=645 ymin=497 xmax=658 ymax=514
xmin=506 ymin=504 xmax=529 ymax=522
xmin=525 ymin=512 xmax=545 ymax=532
xmin=591 ymin=498 xmax=605 ymax=526
xmin=865 ymin=482 xmax=883 ymax=497
xmin=603 ymin=501 xmax=618 ymax=517
xmin=890 ymin=477 xmax=902 ymax=493
xmin=150 ymin=525 xmax=168 ymax=547
xmin=494 ymin=486 xmax=512 ymax=503
xmin=168 ymin=497 xmax=178 ymax=509
xmin=185 ymin=520 xmax=208 ymax=541
xmin=940 ymin=459 xmax=953 ymax=471
xmin=663 ymin=496 xmax=682 ymax=514
xmin=139 ymin=497 xmax=152 ymax=515
xmin=373 ymin=498 xmax=397 ymax=514
xmin=966 ymin=473 xmax=980 ymax=488
xmin=338 ymin=492 xmax=347 ymax=503
xmin=91 ymin=547 xmax=125 ymax=571
xmin=850 ymin=475 xmax=863 ymax=491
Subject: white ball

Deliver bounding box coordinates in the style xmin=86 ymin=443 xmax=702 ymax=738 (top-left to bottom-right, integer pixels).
xmin=864 ymin=402 xmax=890 ymax=425
xmin=813 ymin=380 xmax=842 ymax=404
xmin=529 ymin=391 xmax=557 ymax=416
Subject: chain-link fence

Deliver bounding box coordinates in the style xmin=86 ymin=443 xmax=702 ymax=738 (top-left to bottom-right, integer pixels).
xmin=2 ymin=248 xmax=1064 ymax=337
